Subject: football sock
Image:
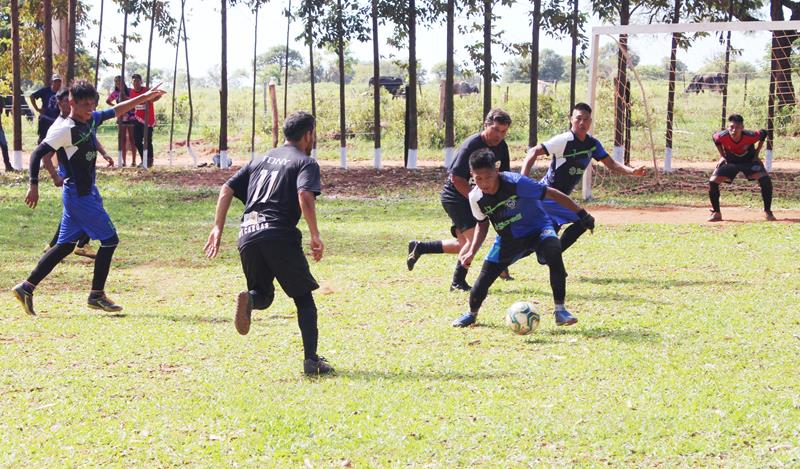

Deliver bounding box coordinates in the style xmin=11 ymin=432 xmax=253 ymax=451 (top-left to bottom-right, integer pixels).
xmin=540 ymin=237 xmax=567 ymax=304
xmin=417 ymin=241 xmax=444 ymax=254
xmin=555 ymin=304 xmax=566 ymax=312
xmin=559 ymin=223 xmax=587 ymax=252
xmin=452 ymin=261 xmax=469 ymax=285
xmin=469 ymin=262 xmax=505 ymax=313
xmin=21 ymin=281 xmax=35 ymax=294
xmin=250 ymin=289 xmax=274 ymax=310
xmin=294 ymin=293 xmax=318 ymax=360
xmin=28 ymin=242 xmax=76 ymax=286
xmin=709 ymin=182 xmax=721 ymax=212
xmin=91 ymin=237 xmax=118 ymax=291
xmin=758 ymin=176 xmax=773 ymax=212
xmin=89 ymin=290 xmax=104 ymax=300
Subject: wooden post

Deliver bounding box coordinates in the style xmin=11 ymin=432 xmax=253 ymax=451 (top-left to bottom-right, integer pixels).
xmin=439 ymin=80 xmax=446 ymax=125
xmin=624 ymin=79 xmax=631 ymax=166
xmin=503 ymin=86 xmax=509 ymax=103
xmin=743 ymin=73 xmax=748 ymax=105
xmin=269 ymin=79 xmax=279 ymax=148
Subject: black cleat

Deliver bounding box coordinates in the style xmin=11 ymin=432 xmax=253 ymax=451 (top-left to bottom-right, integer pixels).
xmin=304 ymin=356 xmax=335 ymax=376
xmin=449 ymin=280 xmax=471 ymax=292
xmin=87 ymin=294 xmax=123 ymax=312
xmin=12 ymin=284 xmax=36 ymax=316
xmin=235 ymin=291 xmax=253 ymax=336
xmin=407 ymin=241 xmax=421 ymax=271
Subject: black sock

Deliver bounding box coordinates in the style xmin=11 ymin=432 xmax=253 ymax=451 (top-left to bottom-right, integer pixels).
xmin=469 ymin=262 xmax=505 ymax=313
xmin=540 ymin=237 xmax=567 ymax=304
xmin=709 ymin=182 xmax=721 ymax=212
xmin=452 ymin=260 xmax=469 ymax=285
xmin=249 ymin=289 xmax=274 ymax=310
xmin=91 ymin=244 xmax=117 ymax=291
xmin=559 ymin=223 xmax=587 ymax=253
xmin=294 ymin=293 xmax=318 ymax=360
xmin=758 ymin=176 xmax=773 ymax=212
xmin=417 ymin=241 xmax=444 ymax=254
xmin=28 ymin=243 xmax=75 ymax=286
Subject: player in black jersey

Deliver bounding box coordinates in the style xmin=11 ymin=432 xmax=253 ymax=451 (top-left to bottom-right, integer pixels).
xmin=520 ymin=103 xmax=645 ymax=253
xmin=204 ymin=111 xmax=333 ymax=376
xmin=12 ymin=80 xmax=164 ymax=317
xmin=407 ymin=109 xmax=513 ymax=291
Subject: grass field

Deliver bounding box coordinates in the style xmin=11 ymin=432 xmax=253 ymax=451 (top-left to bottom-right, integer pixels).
xmin=1 ymin=169 xmax=799 ymax=466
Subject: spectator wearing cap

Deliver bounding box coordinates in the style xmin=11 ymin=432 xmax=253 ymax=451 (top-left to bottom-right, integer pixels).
xmin=128 ymin=73 xmax=158 ymax=168
xmin=29 ymin=73 xmax=63 ymax=144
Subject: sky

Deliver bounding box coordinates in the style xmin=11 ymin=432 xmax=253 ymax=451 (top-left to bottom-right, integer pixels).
xmin=81 ymin=0 xmax=775 ymax=85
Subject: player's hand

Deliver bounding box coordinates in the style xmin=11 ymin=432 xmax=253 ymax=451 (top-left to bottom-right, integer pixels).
xmin=146 ymin=83 xmax=165 ymax=102
xmin=578 ymin=209 xmax=595 ymax=233
xmin=103 ymin=155 xmax=115 ymax=167
xmin=459 ymin=250 xmax=475 ymax=268
xmin=309 ymin=234 xmax=324 ymax=262
xmin=204 ymin=226 xmax=222 ymax=258
xmin=52 ymin=175 xmax=64 ymax=187
xmin=25 ymin=185 xmax=39 ymax=209
xmin=631 ymin=165 xmax=646 ymax=176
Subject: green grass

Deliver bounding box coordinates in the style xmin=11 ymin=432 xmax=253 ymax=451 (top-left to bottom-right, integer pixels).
xmin=1 ymin=171 xmax=799 ymax=466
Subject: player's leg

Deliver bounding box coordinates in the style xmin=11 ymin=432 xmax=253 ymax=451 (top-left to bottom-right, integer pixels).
xmin=745 ymin=161 xmax=775 ymax=220
xmin=542 ymin=199 xmax=583 ymax=254
xmin=133 ymin=122 xmax=145 ymax=167
xmin=0 ymin=128 xmax=12 ymax=171
xmin=451 ymin=226 xmax=474 ymax=292
xmin=145 ymin=127 xmax=155 ymax=167
xmin=559 ymin=223 xmax=586 ymax=253
xmin=406 ymin=236 xmax=461 ymax=270
xmin=452 ymin=236 xmax=509 ymax=327
xmin=87 ymin=233 xmax=123 ymax=312
xmin=237 ymin=242 xmax=276 ymax=335
xmin=12 ymin=241 xmax=77 ymax=316
xmin=536 ymin=234 xmax=576 ymax=326
xmin=708 ymin=164 xmax=736 ymax=221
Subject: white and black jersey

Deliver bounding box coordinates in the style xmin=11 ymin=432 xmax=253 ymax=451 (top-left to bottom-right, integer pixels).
xmin=540 ymin=131 xmax=609 ymax=196
xmin=225 ymin=144 xmax=321 ymax=249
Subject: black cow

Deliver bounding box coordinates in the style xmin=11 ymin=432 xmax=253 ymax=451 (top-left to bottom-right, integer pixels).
xmin=368 ymin=76 xmax=406 ymax=97
xmin=684 ymin=73 xmax=725 ymax=94
xmin=453 ymin=81 xmax=479 ymax=96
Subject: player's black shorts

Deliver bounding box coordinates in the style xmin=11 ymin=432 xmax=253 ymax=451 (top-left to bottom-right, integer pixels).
xmin=712 ymin=159 xmax=767 ymax=181
xmin=239 ymin=237 xmax=319 ymax=300
xmin=440 ymin=196 xmax=477 ymax=234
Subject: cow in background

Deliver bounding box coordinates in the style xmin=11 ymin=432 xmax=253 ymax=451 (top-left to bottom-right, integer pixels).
xmin=685 ymin=73 xmax=725 ymax=94
xmin=453 ymin=81 xmax=480 ymax=96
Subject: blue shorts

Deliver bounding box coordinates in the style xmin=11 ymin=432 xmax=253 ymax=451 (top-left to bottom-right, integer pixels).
xmin=485 ymin=226 xmax=558 ymax=265
xmin=542 ymin=199 xmax=579 ymax=227
xmin=58 ymin=185 xmax=117 ymax=244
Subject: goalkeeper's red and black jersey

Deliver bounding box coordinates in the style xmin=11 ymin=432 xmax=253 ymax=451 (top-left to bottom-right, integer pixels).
xmin=712 ymin=129 xmax=766 ymax=164
xmin=225 ymin=144 xmax=321 ymax=249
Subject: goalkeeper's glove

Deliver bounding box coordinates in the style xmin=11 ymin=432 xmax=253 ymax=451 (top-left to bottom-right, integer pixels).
xmin=577 ymin=209 xmax=595 ymax=233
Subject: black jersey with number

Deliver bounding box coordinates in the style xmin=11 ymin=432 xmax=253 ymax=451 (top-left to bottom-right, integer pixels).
xmin=225 ymin=144 xmax=321 ymax=248
xmin=441 ymin=133 xmax=510 ymax=203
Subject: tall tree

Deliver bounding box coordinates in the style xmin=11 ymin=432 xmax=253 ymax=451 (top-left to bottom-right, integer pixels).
xmin=664 ymin=0 xmax=680 ymax=172
xmin=169 ymin=6 xmax=183 ymax=164
xmin=283 ymin=0 xmax=292 ymax=119
xmin=44 ymin=0 xmax=53 ymax=86
xmin=11 ymin=0 xmax=22 ymax=169
xmin=528 ymin=0 xmax=541 ymax=148
xmin=94 ymin=0 xmax=104 ymax=88
xmin=372 ymin=0 xmax=382 ymax=168
xmin=251 ymin=3 xmax=259 ymax=159
xmin=407 ymin=0 xmax=418 ymax=168
xmin=67 ymin=0 xmax=77 ymax=82
xmin=181 ymin=2 xmax=196 ymax=163
xmin=569 ymin=0 xmax=578 ymax=109
xmin=482 ymin=0 xmax=492 ymax=116
xmin=220 ymin=0 xmax=230 ymax=167
xmin=444 ymin=0 xmax=455 ymax=165
xmin=143 ymin=0 xmax=157 ymax=169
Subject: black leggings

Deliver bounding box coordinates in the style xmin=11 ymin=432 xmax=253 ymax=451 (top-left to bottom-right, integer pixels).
xmin=469 ymin=237 xmax=567 ymax=313
xmin=294 ymin=293 xmax=319 ymax=360
xmin=28 ymin=234 xmax=118 ymax=292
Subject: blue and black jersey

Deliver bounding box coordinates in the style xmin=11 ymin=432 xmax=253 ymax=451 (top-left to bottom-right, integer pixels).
xmin=540 ymin=131 xmax=609 ymax=196
xmin=468 ymin=172 xmax=554 ymax=240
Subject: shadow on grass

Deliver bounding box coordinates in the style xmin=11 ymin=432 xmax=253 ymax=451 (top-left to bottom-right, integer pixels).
xmin=36 ymin=311 xmax=295 ymax=325
xmin=337 ymin=368 xmax=517 ymax=382
xmin=545 ymin=325 xmax=660 ymax=343
xmin=573 ymin=275 xmax=743 ymax=288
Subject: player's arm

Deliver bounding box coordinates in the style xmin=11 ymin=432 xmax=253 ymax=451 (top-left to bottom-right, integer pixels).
xmin=25 ymin=143 xmax=58 ymax=208
xmin=204 ymin=184 xmax=234 ymax=258
xmin=95 ymin=138 xmax=114 ymax=166
xmin=520 ymin=145 xmax=547 ymax=177
xmin=754 ymin=128 xmax=768 ymax=157
xmin=599 ymin=156 xmax=646 ymax=176
xmin=544 ymin=187 xmax=595 ymax=233
xmin=299 ymin=190 xmax=324 ymax=262
xmin=29 ymin=93 xmax=42 ymax=114
xmin=41 ymin=151 xmax=63 ymax=187
xmin=460 ymin=220 xmax=489 ymax=268
xmin=112 ymin=85 xmax=165 ymax=118
xmin=450 ymin=175 xmax=472 ymax=199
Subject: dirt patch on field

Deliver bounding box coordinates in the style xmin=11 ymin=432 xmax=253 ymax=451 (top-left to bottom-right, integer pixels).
xmin=591 ymin=206 xmax=800 ymax=225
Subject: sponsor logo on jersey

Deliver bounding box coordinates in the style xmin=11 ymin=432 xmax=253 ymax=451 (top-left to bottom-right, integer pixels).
xmin=568 ymin=166 xmax=585 ymax=176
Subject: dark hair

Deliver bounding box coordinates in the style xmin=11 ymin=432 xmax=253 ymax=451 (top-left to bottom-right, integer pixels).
xmin=728 ymin=114 xmax=744 ymax=124
xmin=468 ymin=149 xmax=497 ymax=171
xmin=484 ymin=108 xmax=512 ymax=126
xmin=70 ymin=79 xmax=99 ymax=103
xmin=56 ymin=88 xmax=70 ymax=101
xmin=131 ymin=73 xmax=142 ymax=80
xmin=572 ymin=102 xmax=592 ymax=114
xmin=283 ymin=111 xmax=316 ymax=141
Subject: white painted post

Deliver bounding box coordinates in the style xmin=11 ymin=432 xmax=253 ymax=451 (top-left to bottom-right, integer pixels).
xmin=339 ymin=147 xmax=347 ymax=169
xmin=407 ymin=148 xmax=418 ymax=169
xmin=444 ymin=147 xmax=455 ymax=168
xmin=664 ymin=147 xmax=673 ymax=172
xmin=765 ymin=149 xmax=773 ymax=171
xmin=187 ymin=146 xmax=198 ymax=166
xmin=219 ymin=149 xmax=230 ymax=168
xmin=374 ymin=147 xmax=382 ymax=170
xmin=117 ymin=150 xmax=123 ymax=167
xmin=13 ymin=150 xmax=23 ymax=171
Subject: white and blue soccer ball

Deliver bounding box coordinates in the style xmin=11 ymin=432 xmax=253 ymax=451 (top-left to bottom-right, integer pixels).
xmin=505 ymin=301 xmax=540 ymax=335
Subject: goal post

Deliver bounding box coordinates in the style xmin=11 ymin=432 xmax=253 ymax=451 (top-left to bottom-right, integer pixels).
xmin=582 ymin=20 xmax=800 ymax=201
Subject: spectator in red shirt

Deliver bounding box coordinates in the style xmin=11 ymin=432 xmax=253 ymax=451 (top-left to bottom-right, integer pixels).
xmin=106 ymin=75 xmax=138 ymax=167
xmin=129 ymin=73 xmax=159 ymax=168
xmin=708 ymin=114 xmax=775 ymax=222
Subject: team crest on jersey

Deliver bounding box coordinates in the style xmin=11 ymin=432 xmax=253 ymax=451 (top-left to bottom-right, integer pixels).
xmin=568 ymin=167 xmax=584 ymax=176
xmin=85 ymin=150 xmax=97 ymax=161
xmin=506 ymin=198 xmax=517 ymax=209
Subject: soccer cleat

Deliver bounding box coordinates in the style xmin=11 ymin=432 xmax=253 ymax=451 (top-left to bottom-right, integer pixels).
xmin=707 ymin=211 xmax=722 ymax=222
xmin=452 ymin=312 xmax=477 ymax=327
xmin=554 ymin=309 xmax=577 ymax=326
xmin=765 ymin=210 xmax=777 ymax=221
xmin=73 ymin=245 xmax=96 ymax=259
xmin=12 ymin=284 xmax=36 ymax=316
xmin=235 ymin=291 xmax=253 ymax=336
xmin=406 ymin=241 xmax=421 ymax=271
xmin=87 ymin=294 xmax=123 ymax=312
xmin=449 ymin=280 xmax=471 ymax=292
xmin=304 ymin=356 xmax=335 ymax=376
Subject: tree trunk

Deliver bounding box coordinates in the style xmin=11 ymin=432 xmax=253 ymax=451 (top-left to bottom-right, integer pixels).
xmin=67 ymin=0 xmax=77 ymax=83
xmin=482 ymin=0 xmax=492 ymax=118
xmin=94 ymin=0 xmax=104 ymax=88
xmin=307 ymin=0 xmax=316 ymax=154
xmin=44 ymin=0 xmax=53 ymax=86
xmin=407 ymin=0 xmax=418 ymax=167
xmin=251 ymin=5 xmax=259 ymax=159
xmin=283 ymin=0 xmax=292 ymax=119
xmin=445 ymin=0 xmax=455 ymax=152
xmin=143 ymin=0 xmax=157 ymax=168
xmin=169 ymin=7 xmax=183 ymax=160
xmin=182 ymin=9 xmax=194 ymax=150
xmin=528 ymin=0 xmax=541 ymax=148
xmin=219 ymin=0 xmax=229 ymax=166
xmin=665 ymin=0 xmax=680 ymax=170
xmin=337 ymin=0 xmax=346 ymax=166
xmin=720 ymin=1 xmax=733 ymax=129
xmin=372 ymin=0 xmax=382 ymax=163
xmin=569 ymin=0 xmax=578 ymax=110
xmin=11 ymin=0 xmax=23 ymax=164
xmin=613 ymin=0 xmax=630 ymax=161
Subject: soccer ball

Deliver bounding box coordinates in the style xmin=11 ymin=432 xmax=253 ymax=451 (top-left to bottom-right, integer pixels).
xmin=505 ymin=301 xmax=540 ymax=335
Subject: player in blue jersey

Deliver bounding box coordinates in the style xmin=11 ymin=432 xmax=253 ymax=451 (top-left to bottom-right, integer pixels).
xmin=451 ymin=149 xmax=595 ymax=328
xmin=520 ymin=102 xmax=645 ymax=253
xmin=11 ymin=79 xmax=165 ymax=316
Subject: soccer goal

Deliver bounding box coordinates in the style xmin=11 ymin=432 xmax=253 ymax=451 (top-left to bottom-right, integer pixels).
xmin=582 ymin=20 xmax=800 ymax=200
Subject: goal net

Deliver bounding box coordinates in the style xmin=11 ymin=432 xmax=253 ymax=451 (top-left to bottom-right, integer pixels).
xmin=582 ymin=20 xmax=800 ymax=200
